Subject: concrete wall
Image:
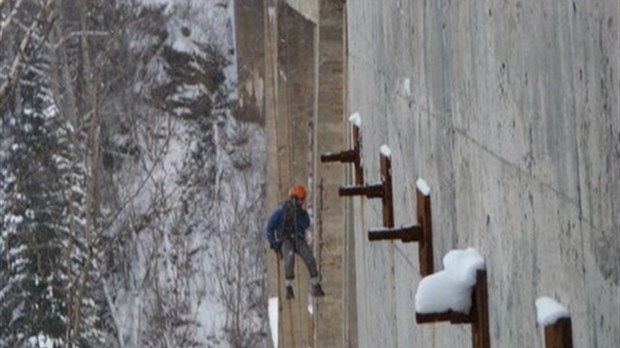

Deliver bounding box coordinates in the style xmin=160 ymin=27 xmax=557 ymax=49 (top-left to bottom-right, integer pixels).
xmin=313 ymin=1 xmax=348 ymax=347
xmin=286 ymin=0 xmax=318 ymax=23
xmin=270 ymin=3 xmax=317 ymax=347
xmin=233 ymin=0 xmax=265 ymax=124
xmin=346 ymin=0 xmax=618 ymax=347
xmin=260 ymin=0 xmax=617 ymax=346
xmin=263 ymin=1 xmax=350 ymax=347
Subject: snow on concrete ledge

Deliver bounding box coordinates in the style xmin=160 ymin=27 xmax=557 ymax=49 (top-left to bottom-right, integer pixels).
xmin=268 ymin=297 xmax=278 ymax=348
xmin=380 ymin=144 xmax=392 ymax=157
xmin=535 ymin=296 xmax=570 ymax=326
xmin=348 ymin=112 xmax=362 ymax=127
xmin=415 ymin=247 xmax=485 ymax=314
xmin=416 ymin=178 xmax=430 ymax=196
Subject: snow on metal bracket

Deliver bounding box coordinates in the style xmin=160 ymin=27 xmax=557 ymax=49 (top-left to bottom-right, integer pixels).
xmin=415 ymin=249 xmax=490 ymax=348
xmin=536 ymin=297 xmax=573 ymax=348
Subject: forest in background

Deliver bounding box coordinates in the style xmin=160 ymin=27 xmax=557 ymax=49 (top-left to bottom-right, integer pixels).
xmin=0 ymin=0 xmax=267 ymax=347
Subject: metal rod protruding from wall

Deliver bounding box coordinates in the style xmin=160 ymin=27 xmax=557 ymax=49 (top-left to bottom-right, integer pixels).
xmin=368 ymin=225 xmax=421 ymax=242
xmin=338 ymin=152 xmax=393 ymax=228
xmin=416 ymin=189 xmax=433 ymax=276
xmin=338 ymin=184 xmax=383 ymax=198
xmin=544 ymin=318 xmax=573 ymax=348
xmin=379 ymin=153 xmax=393 ymax=228
xmin=320 ymin=149 xmax=356 ymax=163
xmin=366 ymin=184 xmax=434 ymax=276
xmin=320 ymin=123 xmax=363 ymax=185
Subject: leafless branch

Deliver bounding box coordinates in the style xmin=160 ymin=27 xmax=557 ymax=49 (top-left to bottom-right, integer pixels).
xmin=0 ymin=0 xmax=54 ymax=102
xmin=0 ymin=0 xmax=24 ymax=41
xmin=50 ymin=30 xmax=110 ymax=50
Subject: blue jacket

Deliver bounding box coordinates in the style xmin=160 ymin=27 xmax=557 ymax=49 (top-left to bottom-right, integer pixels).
xmin=265 ymin=201 xmax=310 ymax=249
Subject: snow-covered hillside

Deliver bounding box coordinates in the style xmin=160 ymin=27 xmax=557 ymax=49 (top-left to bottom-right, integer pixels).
xmin=0 ymin=0 xmax=267 ymax=347
xmin=101 ymin=1 xmax=267 ymax=347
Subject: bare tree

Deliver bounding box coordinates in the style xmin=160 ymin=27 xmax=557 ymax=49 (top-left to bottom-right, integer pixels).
xmin=0 ymin=0 xmax=55 ymax=101
xmin=208 ymin=118 xmax=268 ymax=348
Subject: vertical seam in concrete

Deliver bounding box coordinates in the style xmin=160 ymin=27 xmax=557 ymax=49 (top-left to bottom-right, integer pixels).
xmin=565 ymin=3 xmax=592 ymax=345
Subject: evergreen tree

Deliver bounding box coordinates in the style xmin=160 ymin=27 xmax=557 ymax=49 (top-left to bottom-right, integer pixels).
xmin=0 ymin=10 xmax=104 ymax=347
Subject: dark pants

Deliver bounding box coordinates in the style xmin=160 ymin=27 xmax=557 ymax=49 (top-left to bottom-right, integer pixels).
xmin=281 ymin=236 xmax=318 ymax=281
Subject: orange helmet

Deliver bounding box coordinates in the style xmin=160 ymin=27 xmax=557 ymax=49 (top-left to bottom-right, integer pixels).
xmin=288 ymin=184 xmax=306 ymax=200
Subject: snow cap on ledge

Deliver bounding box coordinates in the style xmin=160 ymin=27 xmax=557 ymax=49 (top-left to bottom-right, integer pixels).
xmin=348 ymin=112 xmax=362 ymax=127
xmin=380 ymin=144 xmax=391 ymax=157
xmin=415 ymin=247 xmax=485 ymax=314
xmin=416 ymin=178 xmax=431 ymax=196
xmin=535 ymin=296 xmax=570 ymax=326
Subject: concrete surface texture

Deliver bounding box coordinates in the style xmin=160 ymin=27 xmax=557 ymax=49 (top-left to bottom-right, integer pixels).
xmin=272 ymin=3 xmax=317 ymax=347
xmin=233 ymin=0 xmax=265 ymax=124
xmin=314 ymin=1 xmax=348 ymax=346
xmin=261 ymin=0 xmax=351 ymax=346
xmin=346 ymin=0 xmax=618 ymax=347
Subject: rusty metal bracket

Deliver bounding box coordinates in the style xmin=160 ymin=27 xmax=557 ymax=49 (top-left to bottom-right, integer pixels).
xmin=416 ymin=270 xmax=491 ymax=348
xmin=320 ymin=123 xmax=364 ymax=185
xmin=543 ymin=317 xmax=573 ymax=348
xmin=368 ymin=224 xmax=421 ymax=243
xmin=339 ymin=151 xmax=393 ymax=228
xmin=367 ymin=184 xmax=434 ymax=276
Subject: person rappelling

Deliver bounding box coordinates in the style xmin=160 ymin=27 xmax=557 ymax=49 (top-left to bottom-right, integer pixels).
xmin=265 ymin=183 xmax=325 ymax=300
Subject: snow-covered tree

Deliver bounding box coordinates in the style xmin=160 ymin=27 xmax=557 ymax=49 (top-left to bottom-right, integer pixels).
xmin=0 ymin=4 xmax=104 ymax=346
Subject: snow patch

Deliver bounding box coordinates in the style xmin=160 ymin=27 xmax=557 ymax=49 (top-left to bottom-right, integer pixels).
xmin=380 ymin=144 xmax=391 ymax=158
xmin=415 ymin=248 xmax=485 ymax=314
xmin=403 ymin=78 xmax=412 ymax=97
xmin=269 ymin=297 xmax=278 ymax=348
xmin=416 ymin=178 xmax=431 ymax=196
xmin=535 ymin=296 xmax=570 ymax=325
xmin=28 ymin=334 xmax=60 ymax=348
xmin=139 ymin=0 xmax=169 ymax=5
xmin=348 ymin=112 xmax=362 ymax=127
xmin=4 ymin=214 xmax=23 ymax=225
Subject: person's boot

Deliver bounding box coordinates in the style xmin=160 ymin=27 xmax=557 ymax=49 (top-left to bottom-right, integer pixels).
xmin=285 ymin=286 xmax=295 ymax=300
xmin=311 ymin=283 xmax=325 ymax=297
